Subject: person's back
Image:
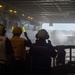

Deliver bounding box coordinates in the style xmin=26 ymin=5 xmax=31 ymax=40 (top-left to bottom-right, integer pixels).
xmin=10 ymin=36 xmax=26 ymax=60
xmin=0 ymin=36 xmax=8 ymax=62
xmin=29 ymin=29 xmax=57 ymax=75
xmin=0 ymin=24 xmax=14 ymax=75
xmin=10 ymin=26 xmax=31 ymax=75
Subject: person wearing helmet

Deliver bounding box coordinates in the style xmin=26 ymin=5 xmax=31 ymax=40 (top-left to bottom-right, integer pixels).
xmin=29 ymin=29 xmax=57 ymax=75
xmin=0 ymin=24 xmax=14 ymax=75
xmin=10 ymin=26 xmax=31 ymax=75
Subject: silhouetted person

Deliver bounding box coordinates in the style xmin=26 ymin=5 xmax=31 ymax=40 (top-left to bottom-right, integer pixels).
xmin=29 ymin=29 xmax=57 ymax=75
xmin=55 ymin=45 xmax=66 ymax=66
xmin=10 ymin=26 xmax=31 ymax=75
xmin=0 ymin=24 xmax=14 ymax=75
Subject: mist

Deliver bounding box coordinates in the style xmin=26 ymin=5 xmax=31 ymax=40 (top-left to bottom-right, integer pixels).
xmin=5 ymin=23 xmax=75 ymax=62
xmin=6 ymin=23 xmax=75 ymax=46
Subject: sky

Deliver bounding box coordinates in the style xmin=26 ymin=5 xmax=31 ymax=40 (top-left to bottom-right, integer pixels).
xmin=42 ymin=23 xmax=75 ymax=31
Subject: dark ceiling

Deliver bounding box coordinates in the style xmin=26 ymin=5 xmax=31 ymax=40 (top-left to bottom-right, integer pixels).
xmin=0 ymin=0 xmax=75 ymax=24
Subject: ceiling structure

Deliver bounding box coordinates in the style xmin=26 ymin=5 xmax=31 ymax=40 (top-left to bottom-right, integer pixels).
xmin=0 ymin=0 xmax=75 ymax=25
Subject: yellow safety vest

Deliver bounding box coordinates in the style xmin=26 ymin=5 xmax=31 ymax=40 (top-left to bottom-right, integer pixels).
xmin=10 ymin=36 xmax=26 ymax=60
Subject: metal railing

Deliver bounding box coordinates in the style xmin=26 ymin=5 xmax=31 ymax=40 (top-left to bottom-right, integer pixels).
xmin=52 ymin=45 xmax=75 ymax=67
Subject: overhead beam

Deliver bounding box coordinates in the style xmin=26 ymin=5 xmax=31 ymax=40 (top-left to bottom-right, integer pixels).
xmin=54 ymin=3 xmax=62 ymax=12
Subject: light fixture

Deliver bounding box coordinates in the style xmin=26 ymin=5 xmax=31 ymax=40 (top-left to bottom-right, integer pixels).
xmin=0 ymin=5 xmax=2 ymax=8
xmin=9 ymin=9 xmax=13 ymax=13
xmin=22 ymin=13 xmax=24 ymax=16
xmin=14 ymin=10 xmax=17 ymax=14
xmin=31 ymin=17 xmax=33 ymax=20
xmin=28 ymin=16 xmax=31 ymax=19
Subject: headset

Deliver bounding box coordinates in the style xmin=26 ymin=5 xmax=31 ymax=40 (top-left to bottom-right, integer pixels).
xmin=36 ymin=29 xmax=49 ymax=39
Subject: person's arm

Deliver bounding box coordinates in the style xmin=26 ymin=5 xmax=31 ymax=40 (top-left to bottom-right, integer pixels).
xmin=48 ymin=40 xmax=57 ymax=58
xmin=24 ymin=32 xmax=30 ymax=40
xmin=5 ymin=38 xmax=15 ymax=61
xmin=24 ymin=32 xmax=32 ymax=47
xmin=5 ymin=38 xmax=14 ymax=55
xmin=50 ymin=45 xmax=57 ymax=57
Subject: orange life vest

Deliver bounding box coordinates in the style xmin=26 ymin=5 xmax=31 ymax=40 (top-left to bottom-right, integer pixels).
xmin=10 ymin=36 xmax=26 ymax=60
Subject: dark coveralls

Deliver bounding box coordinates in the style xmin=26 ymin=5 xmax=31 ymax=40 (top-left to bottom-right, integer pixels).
xmin=29 ymin=39 xmax=57 ymax=75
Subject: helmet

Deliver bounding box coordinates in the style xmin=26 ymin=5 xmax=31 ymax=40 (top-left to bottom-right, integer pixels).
xmin=0 ymin=24 xmax=5 ymax=35
xmin=36 ymin=29 xmax=49 ymax=39
xmin=12 ymin=26 xmax=22 ymax=35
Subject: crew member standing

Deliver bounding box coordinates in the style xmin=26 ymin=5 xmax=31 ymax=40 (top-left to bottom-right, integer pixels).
xmin=29 ymin=29 xmax=57 ymax=75
xmin=0 ymin=24 xmax=14 ymax=75
xmin=10 ymin=26 xmax=31 ymax=75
